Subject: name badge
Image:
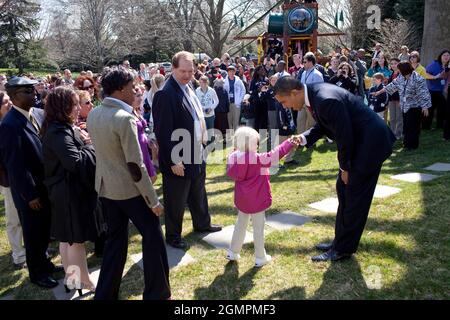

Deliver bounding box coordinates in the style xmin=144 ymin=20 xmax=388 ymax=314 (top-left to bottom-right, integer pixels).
xmin=441 ymin=80 xmax=446 ymax=86
xmin=403 ymin=97 xmax=407 ymax=103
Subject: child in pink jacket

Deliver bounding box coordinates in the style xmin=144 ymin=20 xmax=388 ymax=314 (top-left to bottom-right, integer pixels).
xmin=226 ymin=126 xmax=299 ymax=267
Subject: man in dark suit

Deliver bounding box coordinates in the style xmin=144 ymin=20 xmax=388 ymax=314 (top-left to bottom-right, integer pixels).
xmin=153 ymin=51 xmax=222 ymax=249
xmin=274 ymin=77 xmax=396 ymax=261
xmin=0 ymin=77 xmax=59 ymax=288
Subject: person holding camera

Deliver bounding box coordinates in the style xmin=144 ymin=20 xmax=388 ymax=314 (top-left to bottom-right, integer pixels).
xmin=368 ymin=54 xmax=392 ymax=80
xmin=329 ymin=62 xmax=357 ymax=95
xmin=207 ymin=58 xmax=227 ymax=87
xmin=250 ymin=66 xmax=269 ymax=130
xmin=354 ymin=49 xmax=368 ymax=97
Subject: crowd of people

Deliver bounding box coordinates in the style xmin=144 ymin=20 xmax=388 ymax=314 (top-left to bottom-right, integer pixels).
xmin=0 ymin=41 xmax=449 ymax=300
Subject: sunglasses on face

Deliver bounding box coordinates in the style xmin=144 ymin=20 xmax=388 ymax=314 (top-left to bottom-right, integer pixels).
xmin=83 ymin=85 xmax=94 ymax=89
xmin=82 ymin=100 xmax=92 ymax=105
xmin=16 ymin=87 xmax=36 ymax=94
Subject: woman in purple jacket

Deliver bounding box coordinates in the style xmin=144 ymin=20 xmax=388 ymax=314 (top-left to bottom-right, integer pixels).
xmin=132 ymin=86 xmax=157 ymax=183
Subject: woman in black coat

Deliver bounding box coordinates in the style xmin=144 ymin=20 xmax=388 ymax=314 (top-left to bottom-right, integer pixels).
xmin=329 ymin=62 xmax=357 ymax=94
xmin=41 ymin=87 xmax=97 ymax=295
xmin=249 ymin=65 xmax=269 ymax=130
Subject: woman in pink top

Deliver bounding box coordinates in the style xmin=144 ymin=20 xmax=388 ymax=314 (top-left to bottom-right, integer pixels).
xmin=226 ymin=126 xmax=299 ymax=267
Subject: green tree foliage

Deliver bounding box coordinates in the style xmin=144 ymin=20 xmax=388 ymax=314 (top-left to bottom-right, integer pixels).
xmin=0 ymin=0 xmax=42 ymax=73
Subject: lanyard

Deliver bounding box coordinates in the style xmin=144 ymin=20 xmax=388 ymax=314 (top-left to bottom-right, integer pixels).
xmin=402 ymin=77 xmax=410 ymax=103
xmin=304 ymin=69 xmax=314 ymax=83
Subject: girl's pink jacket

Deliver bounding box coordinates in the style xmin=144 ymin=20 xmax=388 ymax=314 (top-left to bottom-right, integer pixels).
xmin=226 ymin=140 xmax=294 ymax=214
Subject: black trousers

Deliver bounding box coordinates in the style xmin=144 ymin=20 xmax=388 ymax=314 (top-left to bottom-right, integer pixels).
xmin=332 ymin=166 xmax=382 ymax=254
xmin=422 ymin=91 xmax=447 ymax=129
xmin=18 ymin=206 xmax=53 ymax=281
xmin=444 ymin=90 xmax=450 ymax=140
xmin=162 ymin=170 xmax=211 ymax=242
xmin=403 ymin=108 xmax=422 ymax=149
xmin=94 ymin=196 xmax=170 ymax=300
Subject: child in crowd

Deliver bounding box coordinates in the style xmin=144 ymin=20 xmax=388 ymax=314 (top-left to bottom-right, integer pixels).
xmin=368 ymin=73 xmax=389 ymax=119
xmin=226 ymin=126 xmax=300 ymax=267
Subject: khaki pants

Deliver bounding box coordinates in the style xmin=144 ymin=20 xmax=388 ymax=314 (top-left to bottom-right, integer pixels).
xmin=227 ymin=103 xmax=241 ymax=130
xmin=297 ymin=107 xmax=316 ymax=134
xmin=230 ymin=211 xmax=266 ymax=260
xmin=1 ymin=186 xmax=26 ymax=264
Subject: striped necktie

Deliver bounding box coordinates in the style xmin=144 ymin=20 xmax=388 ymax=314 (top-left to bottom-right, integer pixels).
xmin=29 ymin=113 xmax=40 ymax=133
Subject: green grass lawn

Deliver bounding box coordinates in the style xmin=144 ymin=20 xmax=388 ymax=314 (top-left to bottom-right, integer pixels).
xmin=1 ymin=129 xmax=449 ymax=300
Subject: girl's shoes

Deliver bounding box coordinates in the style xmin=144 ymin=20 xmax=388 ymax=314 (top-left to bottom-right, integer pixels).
xmin=254 ymin=255 xmax=272 ymax=268
xmin=226 ymin=250 xmax=241 ymax=261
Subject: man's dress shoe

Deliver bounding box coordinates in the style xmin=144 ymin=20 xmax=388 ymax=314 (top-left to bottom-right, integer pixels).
xmin=311 ymin=250 xmax=352 ymax=262
xmin=194 ymin=224 xmax=222 ymax=233
xmin=166 ymin=239 xmax=188 ymax=249
xmin=32 ymin=276 xmax=59 ymax=289
xmin=315 ymin=242 xmax=333 ymax=252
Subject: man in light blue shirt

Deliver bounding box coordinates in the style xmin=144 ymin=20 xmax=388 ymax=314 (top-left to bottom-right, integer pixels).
xmin=297 ymin=52 xmax=324 ymax=135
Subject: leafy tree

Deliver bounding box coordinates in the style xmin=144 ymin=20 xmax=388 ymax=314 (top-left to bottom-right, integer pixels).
xmin=0 ymin=0 xmax=41 ymax=73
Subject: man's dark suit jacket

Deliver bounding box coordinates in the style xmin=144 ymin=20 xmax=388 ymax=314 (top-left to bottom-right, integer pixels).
xmin=303 ymin=83 xmax=396 ymax=173
xmin=152 ymin=76 xmax=205 ymax=178
xmin=0 ymin=107 xmax=47 ymax=211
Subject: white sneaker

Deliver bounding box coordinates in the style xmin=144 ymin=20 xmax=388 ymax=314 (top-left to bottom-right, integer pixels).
xmin=254 ymin=255 xmax=272 ymax=267
xmin=226 ymin=250 xmax=240 ymax=261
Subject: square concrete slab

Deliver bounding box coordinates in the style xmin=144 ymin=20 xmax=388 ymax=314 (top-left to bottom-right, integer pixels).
xmin=424 ymin=163 xmax=450 ymax=172
xmin=265 ymin=211 xmax=311 ymax=231
xmin=53 ymin=268 xmax=100 ymax=300
xmin=373 ymin=185 xmax=402 ymax=198
xmin=131 ymin=245 xmax=195 ymax=270
xmin=309 ymin=198 xmax=339 ymax=213
xmin=391 ymin=172 xmax=439 ymax=183
xmin=201 ymin=225 xmax=253 ymax=249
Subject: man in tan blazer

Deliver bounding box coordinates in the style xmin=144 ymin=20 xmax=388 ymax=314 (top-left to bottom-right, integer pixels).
xmin=87 ymin=66 xmax=170 ymax=300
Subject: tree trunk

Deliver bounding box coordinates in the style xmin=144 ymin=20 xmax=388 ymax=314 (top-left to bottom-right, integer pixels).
xmin=421 ymin=0 xmax=450 ymax=66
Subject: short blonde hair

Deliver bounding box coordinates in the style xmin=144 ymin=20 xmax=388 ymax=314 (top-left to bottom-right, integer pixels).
xmin=372 ymin=72 xmax=385 ymax=81
xmin=234 ymin=126 xmax=259 ymax=152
